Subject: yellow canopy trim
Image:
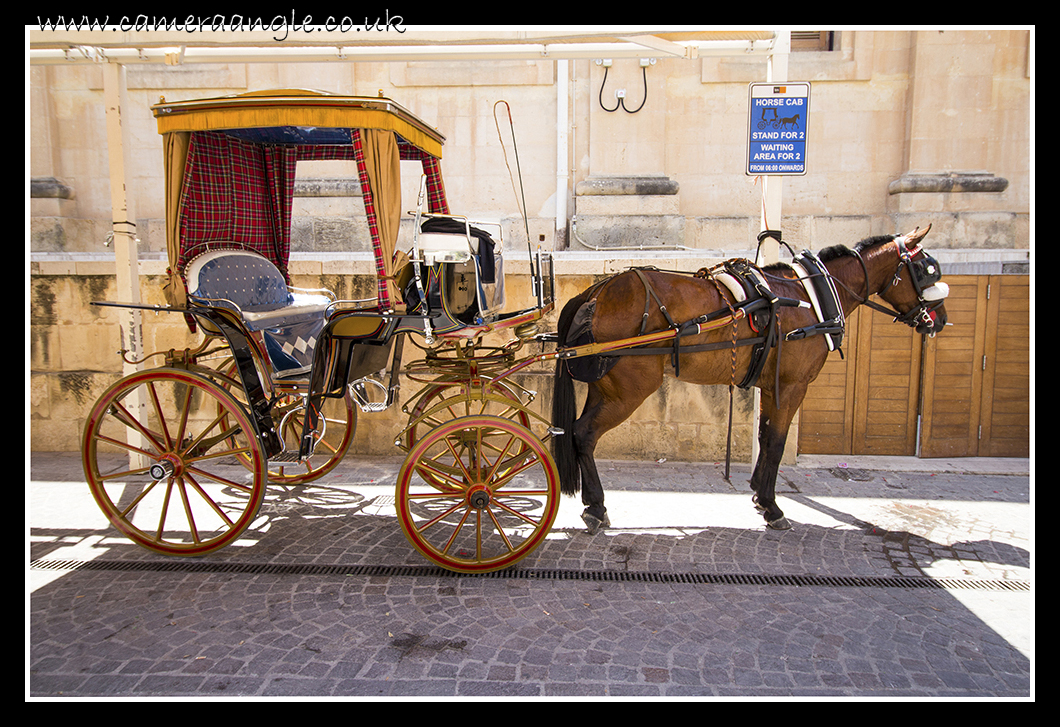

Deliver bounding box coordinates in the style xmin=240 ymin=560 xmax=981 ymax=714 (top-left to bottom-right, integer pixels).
xmin=153 ymin=91 xmax=445 ymax=158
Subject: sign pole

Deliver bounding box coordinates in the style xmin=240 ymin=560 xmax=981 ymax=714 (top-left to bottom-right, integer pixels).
xmin=752 ymin=32 xmax=789 ymax=470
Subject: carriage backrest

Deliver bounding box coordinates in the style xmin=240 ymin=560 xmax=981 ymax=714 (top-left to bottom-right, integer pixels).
xmin=186 ymin=248 xmax=291 ymax=313
xmin=185 ymin=246 xmax=337 ymax=378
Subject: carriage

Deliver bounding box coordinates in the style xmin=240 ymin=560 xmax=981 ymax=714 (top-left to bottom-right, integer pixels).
xmin=81 ymin=89 xmax=950 ymax=575
xmin=82 ymin=89 xmax=563 ymax=573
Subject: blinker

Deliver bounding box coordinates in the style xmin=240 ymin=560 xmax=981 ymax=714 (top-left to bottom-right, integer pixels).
xmin=921 ymin=282 xmax=949 ymax=301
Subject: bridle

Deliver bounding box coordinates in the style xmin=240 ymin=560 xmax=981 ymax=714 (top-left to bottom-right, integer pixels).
xmin=847 ymin=235 xmax=949 ymax=336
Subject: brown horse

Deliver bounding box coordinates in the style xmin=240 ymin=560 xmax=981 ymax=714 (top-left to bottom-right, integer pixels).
xmin=551 ymin=226 xmax=948 ymax=533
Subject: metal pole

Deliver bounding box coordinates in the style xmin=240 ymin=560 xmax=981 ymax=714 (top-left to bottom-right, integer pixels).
xmin=102 ymin=62 xmax=147 ymax=469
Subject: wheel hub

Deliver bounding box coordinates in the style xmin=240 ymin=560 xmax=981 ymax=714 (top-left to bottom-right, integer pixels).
xmin=467 ymin=485 xmax=491 ymax=510
xmin=149 ymin=453 xmax=183 ymax=481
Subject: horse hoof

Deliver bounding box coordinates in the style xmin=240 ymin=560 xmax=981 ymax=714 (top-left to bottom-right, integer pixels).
xmin=581 ymin=510 xmax=610 ymax=535
xmin=766 ymin=516 xmax=792 ymax=531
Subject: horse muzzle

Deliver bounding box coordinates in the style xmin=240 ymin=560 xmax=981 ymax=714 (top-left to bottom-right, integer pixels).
xmin=902 ymin=282 xmax=949 ymax=336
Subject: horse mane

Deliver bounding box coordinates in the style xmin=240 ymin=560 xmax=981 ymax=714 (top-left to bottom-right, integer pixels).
xmin=818 ymin=234 xmax=896 ymax=263
xmin=760 ymin=234 xmax=895 ymax=275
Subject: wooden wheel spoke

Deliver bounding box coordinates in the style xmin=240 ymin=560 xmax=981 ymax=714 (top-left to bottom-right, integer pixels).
xmin=156 ymin=479 xmax=175 ymax=540
xmin=175 ymin=477 xmax=201 ymax=544
xmin=107 ymin=399 xmax=166 ymax=453
xmin=419 ymin=500 xmax=467 ymax=534
xmin=118 ymin=479 xmax=160 ymax=518
xmin=491 ymin=497 xmax=544 ymax=527
xmin=484 ymin=507 xmax=517 ymax=553
xmin=146 ymin=380 xmax=171 ymax=448
xmin=441 ymin=507 xmax=474 ymax=556
xmin=414 ymin=458 xmax=467 ymax=491
xmin=442 ymin=433 xmax=476 ymax=483
xmin=183 ymin=472 xmax=237 ymax=527
xmin=180 ymin=410 xmax=233 ymax=458
xmin=488 ymin=453 xmax=542 ymax=491
xmin=484 ymin=431 xmax=518 ymax=483
xmin=174 ymin=385 xmax=194 ymax=453
xmin=186 ymin=443 xmax=253 ymax=465
xmin=184 ymin=465 xmax=255 ymax=494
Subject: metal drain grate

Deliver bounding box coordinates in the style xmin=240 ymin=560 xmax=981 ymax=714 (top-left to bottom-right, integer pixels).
xmin=29 ymin=559 xmax=1029 ymax=592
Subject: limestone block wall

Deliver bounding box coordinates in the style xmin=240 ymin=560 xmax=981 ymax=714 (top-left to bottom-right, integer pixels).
xmin=29 ymin=254 xmax=758 ymax=462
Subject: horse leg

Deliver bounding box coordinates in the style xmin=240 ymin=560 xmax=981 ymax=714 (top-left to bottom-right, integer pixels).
xmin=572 ymin=386 xmax=611 ymax=534
xmin=574 ymin=365 xmax=662 ymax=534
xmin=749 ymin=383 xmax=806 ymax=530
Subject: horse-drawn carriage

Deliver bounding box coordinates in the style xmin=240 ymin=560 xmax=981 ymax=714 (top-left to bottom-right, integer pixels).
xmin=82 ymin=89 xmax=950 ymax=574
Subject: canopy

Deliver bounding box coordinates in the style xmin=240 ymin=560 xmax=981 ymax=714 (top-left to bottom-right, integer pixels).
xmin=153 ymin=89 xmax=449 ymax=312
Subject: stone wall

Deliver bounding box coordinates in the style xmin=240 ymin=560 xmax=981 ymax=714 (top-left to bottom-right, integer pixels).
xmin=28 ymin=29 xmax=1031 ymax=458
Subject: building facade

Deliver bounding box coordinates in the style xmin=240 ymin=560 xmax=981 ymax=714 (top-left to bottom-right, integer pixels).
xmin=29 ymin=28 xmax=1032 ymax=460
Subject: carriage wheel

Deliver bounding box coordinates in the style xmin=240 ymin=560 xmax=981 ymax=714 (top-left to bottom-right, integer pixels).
xmin=268 ymin=392 xmax=357 ymax=484
xmin=396 ymin=415 xmax=559 ymax=573
xmin=82 ymin=368 xmax=268 ymax=556
xmin=401 ymin=378 xmax=531 ymax=486
xmin=402 ymin=377 xmax=530 ymax=449
xmin=217 ymin=360 xmax=357 ymax=485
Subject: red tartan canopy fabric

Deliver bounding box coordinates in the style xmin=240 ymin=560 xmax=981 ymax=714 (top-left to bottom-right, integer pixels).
xmin=176 ymin=128 xmax=449 ymax=309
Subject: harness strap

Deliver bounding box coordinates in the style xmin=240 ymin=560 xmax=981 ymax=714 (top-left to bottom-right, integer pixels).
xmin=633 ymin=268 xmax=677 ymax=333
xmin=632 ymin=267 xmax=682 ymax=374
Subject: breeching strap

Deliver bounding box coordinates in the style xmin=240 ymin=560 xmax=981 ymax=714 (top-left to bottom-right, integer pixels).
xmin=705 ymin=274 xmax=740 ymax=482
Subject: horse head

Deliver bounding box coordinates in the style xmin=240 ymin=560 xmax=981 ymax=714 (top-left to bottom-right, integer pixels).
xmin=875 ymin=224 xmax=949 ymax=336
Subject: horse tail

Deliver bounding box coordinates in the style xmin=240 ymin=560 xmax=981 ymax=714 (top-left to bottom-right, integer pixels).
xmin=552 ymin=291 xmax=586 ymax=497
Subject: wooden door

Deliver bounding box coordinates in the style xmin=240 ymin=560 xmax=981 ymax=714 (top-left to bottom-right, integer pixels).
xmin=919 ymin=277 xmax=987 ymax=457
xmin=798 ymin=272 xmax=1030 ymax=458
xmin=851 ymin=302 xmax=922 ymax=455
xmin=797 ymin=309 xmax=859 ymax=454
xmin=979 ymin=275 xmax=1030 ymax=456
xmin=798 ymin=304 xmax=922 ymax=456
xmin=920 ymin=275 xmax=1029 ymax=457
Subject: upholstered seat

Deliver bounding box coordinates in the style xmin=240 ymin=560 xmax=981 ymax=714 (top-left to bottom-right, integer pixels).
xmin=186 ymin=248 xmax=334 ymax=376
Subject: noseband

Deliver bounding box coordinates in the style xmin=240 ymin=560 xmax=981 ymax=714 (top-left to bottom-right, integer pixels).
xmin=850 ymin=236 xmax=948 ymax=335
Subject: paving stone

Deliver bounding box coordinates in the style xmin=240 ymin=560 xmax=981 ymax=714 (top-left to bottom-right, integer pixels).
xmin=29 ymin=452 xmax=1031 ymax=698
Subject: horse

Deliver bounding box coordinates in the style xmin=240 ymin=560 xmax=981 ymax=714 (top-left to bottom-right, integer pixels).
xmin=780 ymin=113 xmax=801 ymax=129
xmin=551 ymin=225 xmax=949 ymax=534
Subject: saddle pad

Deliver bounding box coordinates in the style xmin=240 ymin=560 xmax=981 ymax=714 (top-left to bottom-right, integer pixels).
xmin=710 ymin=266 xmax=772 ymax=303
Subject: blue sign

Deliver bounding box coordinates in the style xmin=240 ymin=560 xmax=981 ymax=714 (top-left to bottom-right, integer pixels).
xmin=747 ymin=82 xmax=810 ymax=176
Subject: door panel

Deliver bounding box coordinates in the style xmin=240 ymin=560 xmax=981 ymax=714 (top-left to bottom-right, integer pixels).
xmin=798 ymin=274 xmax=1029 ymax=459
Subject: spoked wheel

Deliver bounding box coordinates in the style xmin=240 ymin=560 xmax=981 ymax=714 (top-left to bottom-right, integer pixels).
xmin=401 ymin=377 xmax=531 ymax=488
xmin=218 ymin=360 xmax=357 ymax=485
xmin=396 ymin=414 xmax=559 ymax=573
xmin=82 ymin=368 xmax=268 ymax=556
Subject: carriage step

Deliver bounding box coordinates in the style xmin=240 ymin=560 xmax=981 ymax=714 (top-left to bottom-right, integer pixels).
xmin=268 ymin=451 xmax=303 ymax=464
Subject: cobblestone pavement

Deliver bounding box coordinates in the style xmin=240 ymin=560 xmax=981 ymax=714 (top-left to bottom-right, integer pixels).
xmin=28 ymin=452 xmax=1032 ymax=699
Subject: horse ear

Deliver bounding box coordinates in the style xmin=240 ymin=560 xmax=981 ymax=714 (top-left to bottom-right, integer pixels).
xmin=899 ymin=223 xmax=932 ymax=249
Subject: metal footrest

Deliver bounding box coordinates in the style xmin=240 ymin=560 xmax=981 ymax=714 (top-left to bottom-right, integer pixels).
xmin=268 ymin=451 xmax=303 ymax=464
xmin=351 ymin=376 xmax=396 ymax=413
